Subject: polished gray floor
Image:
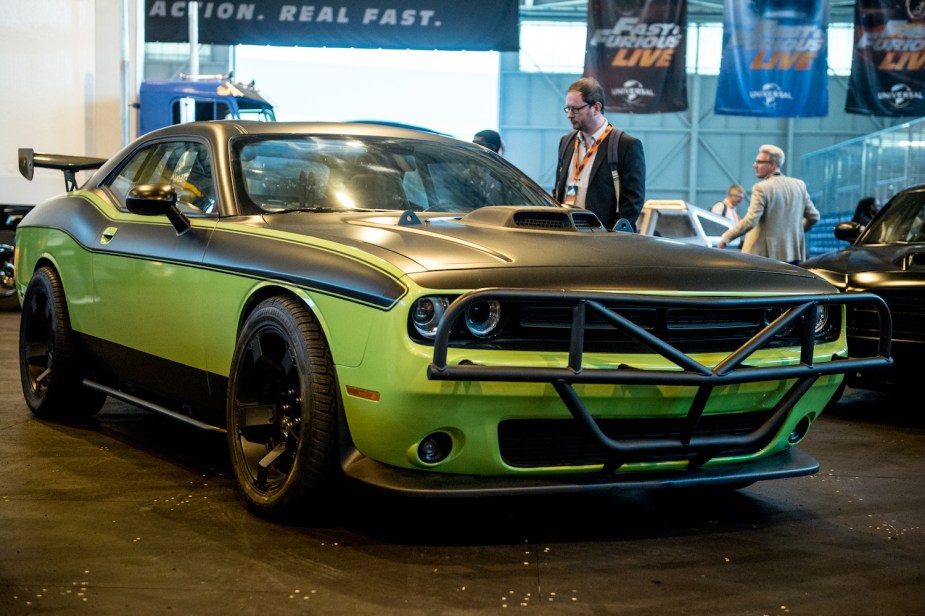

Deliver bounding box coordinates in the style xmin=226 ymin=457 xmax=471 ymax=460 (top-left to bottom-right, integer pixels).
xmin=0 ymin=309 xmax=923 ymax=615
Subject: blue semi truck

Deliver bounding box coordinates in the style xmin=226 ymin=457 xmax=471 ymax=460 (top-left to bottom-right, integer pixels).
xmin=136 ymin=74 xmax=276 ymax=136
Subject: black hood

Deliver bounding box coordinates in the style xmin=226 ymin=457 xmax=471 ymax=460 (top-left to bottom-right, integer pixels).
xmin=264 ymin=207 xmax=833 ymax=294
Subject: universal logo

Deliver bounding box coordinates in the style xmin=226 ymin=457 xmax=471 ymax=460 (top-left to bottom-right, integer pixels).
xmin=749 ymin=83 xmax=794 ymax=107
xmin=878 ymin=83 xmax=924 ymax=108
xmin=907 ymin=0 xmax=925 ymax=21
xmin=613 ymin=80 xmax=655 ymax=106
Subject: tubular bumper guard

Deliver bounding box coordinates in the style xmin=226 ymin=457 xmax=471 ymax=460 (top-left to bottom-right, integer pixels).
xmin=426 ymin=289 xmax=893 ymax=471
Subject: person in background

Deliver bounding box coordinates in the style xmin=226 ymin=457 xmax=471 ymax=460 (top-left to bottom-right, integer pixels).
xmin=473 ymin=129 xmax=505 ymax=156
xmin=712 ymin=184 xmax=745 ymax=225
xmin=852 ymin=196 xmax=879 ymax=227
xmin=718 ymin=144 xmax=819 ymax=264
xmin=553 ymin=77 xmax=646 ymax=230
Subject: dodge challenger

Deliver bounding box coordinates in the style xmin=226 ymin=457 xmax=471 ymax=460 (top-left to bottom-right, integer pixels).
xmin=15 ymin=121 xmax=892 ymax=519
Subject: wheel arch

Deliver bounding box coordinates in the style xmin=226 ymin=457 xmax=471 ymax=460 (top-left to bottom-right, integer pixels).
xmin=236 ymin=283 xmax=328 ymax=342
xmin=233 ymin=284 xmax=361 ymax=473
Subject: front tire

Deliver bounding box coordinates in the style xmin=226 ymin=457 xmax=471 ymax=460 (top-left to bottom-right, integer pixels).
xmin=19 ymin=266 xmax=106 ymax=418
xmin=227 ymin=296 xmax=339 ymax=520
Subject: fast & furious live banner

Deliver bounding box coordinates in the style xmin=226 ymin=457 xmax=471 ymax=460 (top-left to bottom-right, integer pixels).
xmin=715 ymin=0 xmax=829 ymax=117
xmin=846 ymin=0 xmax=925 ymax=116
xmin=583 ymin=0 xmax=688 ymax=114
xmin=145 ymin=0 xmax=519 ymax=51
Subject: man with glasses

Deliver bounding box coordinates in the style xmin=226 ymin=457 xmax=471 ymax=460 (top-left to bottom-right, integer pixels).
xmin=718 ymin=144 xmax=819 ymax=264
xmin=553 ymin=78 xmax=646 ymax=230
xmin=712 ymin=184 xmax=745 ymax=225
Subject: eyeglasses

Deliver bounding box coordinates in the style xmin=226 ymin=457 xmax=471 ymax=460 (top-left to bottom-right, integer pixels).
xmin=563 ymin=103 xmax=591 ymax=114
xmin=754 ymin=159 xmax=773 ymax=165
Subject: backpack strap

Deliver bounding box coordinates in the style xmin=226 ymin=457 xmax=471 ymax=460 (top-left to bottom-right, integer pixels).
xmin=555 ymin=130 xmax=578 ymax=199
xmin=607 ymin=128 xmax=624 ymax=218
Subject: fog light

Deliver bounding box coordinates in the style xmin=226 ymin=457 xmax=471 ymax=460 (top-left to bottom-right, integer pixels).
xmin=418 ymin=432 xmax=453 ymax=464
xmin=788 ymin=416 xmax=812 ymax=444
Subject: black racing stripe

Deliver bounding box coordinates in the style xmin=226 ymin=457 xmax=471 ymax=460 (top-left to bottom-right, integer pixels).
xmin=75 ymin=331 xmax=225 ymax=424
xmin=205 ymin=227 xmax=407 ymax=309
xmin=22 ymin=195 xmax=407 ymax=309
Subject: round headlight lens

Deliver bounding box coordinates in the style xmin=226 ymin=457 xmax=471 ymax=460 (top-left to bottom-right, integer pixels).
xmin=411 ymin=296 xmax=449 ymax=339
xmin=464 ymin=300 xmax=503 ymax=338
xmin=813 ymin=305 xmax=832 ymax=336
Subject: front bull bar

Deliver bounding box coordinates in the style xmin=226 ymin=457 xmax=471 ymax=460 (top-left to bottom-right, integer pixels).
xmin=426 ymin=289 xmax=892 ymax=470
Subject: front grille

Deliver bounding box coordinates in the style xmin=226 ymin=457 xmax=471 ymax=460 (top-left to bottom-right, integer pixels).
xmin=410 ymin=293 xmax=844 ymax=355
xmin=510 ymin=304 xmax=794 ymax=353
xmin=498 ymin=412 xmax=773 ymax=468
xmin=848 ymin=289 xmax=924 ymax=339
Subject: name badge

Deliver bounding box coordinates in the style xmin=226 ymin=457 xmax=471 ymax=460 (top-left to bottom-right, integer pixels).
xmin=564 ymin=185 xmax=578 ymax=206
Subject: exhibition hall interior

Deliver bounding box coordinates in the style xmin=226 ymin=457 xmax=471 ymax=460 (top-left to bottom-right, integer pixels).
xmin=0 ymin=1 xmax=922 ymax=613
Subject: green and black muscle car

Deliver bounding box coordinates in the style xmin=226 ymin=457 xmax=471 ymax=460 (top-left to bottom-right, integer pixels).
xmin=15 ymin=121 xmax=892 ymax=519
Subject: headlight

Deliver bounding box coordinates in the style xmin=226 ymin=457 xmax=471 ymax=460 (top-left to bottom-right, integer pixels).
xmin=767 ymin=304 xmax=837 ymax=340
xmin=813 ymin=305 xmax=833 ymax=336
xmin=410 ymin=296 xmax=449 ymax=339
xmin=464 ymin=300 xmax=503 ymax=338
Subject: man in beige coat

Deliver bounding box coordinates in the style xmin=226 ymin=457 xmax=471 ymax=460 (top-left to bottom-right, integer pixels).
xmin=718 ymin=144 xmax=819 ymax=264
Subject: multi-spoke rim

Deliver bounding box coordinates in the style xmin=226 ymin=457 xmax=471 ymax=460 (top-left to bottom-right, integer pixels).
xmin=21 ymin=288 xmax=55 ymax=399
xmin=231 ymin=325 xmax=304 ymax=495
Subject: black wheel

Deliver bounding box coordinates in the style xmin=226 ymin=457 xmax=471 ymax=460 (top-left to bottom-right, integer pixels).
xmin=0 ymin=230 xmax=18 ymax=310
xmin=19 ymin=267 xmax=106 ymax=418
xmin=227 ymin=296 xmax=339 ymax=520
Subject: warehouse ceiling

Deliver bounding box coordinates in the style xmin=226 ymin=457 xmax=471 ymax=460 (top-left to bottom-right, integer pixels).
xmin=518 ymin=1 xmax=857 ymax=24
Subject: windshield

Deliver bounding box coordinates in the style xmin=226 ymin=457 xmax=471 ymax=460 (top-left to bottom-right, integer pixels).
xmin=237 ymin=100 xmax=275 ymax=122
xmin=232 ymin=135 xmax=556 ymax=214
xmin=862 ymin=189 xmax=925 ymax=244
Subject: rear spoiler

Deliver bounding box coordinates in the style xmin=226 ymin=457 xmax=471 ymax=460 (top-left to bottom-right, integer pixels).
xmin=18 ymin=148 xmax=107 ymax=192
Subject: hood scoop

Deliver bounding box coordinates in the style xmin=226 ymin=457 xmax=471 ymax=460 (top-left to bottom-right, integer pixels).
xmin=457 ymin=206 xmax=607 ymax=232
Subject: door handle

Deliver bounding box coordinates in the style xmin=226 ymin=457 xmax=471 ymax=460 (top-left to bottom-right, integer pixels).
xmin=100 ymin=226 xmax=118 ymax=244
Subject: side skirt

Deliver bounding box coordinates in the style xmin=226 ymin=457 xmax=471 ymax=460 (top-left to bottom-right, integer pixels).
xmin=83 ymin=379 xmax=225 ymax=433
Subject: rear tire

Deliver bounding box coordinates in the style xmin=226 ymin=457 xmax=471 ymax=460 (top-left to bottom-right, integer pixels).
xmin=226 ymin=296 xmax=339 ymax=520
xmin=19 ymin=266 xmax=106 ymax=418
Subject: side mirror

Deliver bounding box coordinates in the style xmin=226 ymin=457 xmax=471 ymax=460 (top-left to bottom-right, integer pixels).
xmin=126 ymin=184 xmax=191 ymax=235
xmin=834 ymin=221 xmax=861 ymax=242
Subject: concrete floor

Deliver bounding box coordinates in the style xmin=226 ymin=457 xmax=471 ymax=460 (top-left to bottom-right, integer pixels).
xmin=0 ymin=309 xmax=923 ymax=615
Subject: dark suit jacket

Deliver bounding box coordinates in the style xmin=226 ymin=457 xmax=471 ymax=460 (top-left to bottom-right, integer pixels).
xmin=553 ymin=128 xmax=646 ymax=230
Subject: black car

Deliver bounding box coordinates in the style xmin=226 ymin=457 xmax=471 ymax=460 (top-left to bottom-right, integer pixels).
xmin=1 ymin=204 xmax=32 ymax=310
xmin=803 ymin=184 xmax=925 ymax=390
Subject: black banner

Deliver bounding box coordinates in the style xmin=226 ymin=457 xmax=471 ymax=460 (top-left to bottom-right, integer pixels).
xmin=145 ymin=0 xmax=519 ymax=52
xmin=583 ymin=0 xmax=688 ymax=114
xmin=846 ymin=0 xmax=925 ymax=116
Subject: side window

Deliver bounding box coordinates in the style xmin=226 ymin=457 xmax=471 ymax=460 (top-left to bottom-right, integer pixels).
xmin=106 ymin=141 xmax=217 ymax=214
xmin=652 ymin=211 xmax=698 ymax=241
xmin=697 ymin=212 xmax=730 ymax=237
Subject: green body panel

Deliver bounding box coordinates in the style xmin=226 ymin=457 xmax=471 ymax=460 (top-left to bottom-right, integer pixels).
xmin=14 ymin=192 xmax=401 ymax=373
xmin=16 ymin=227 xmax=383 ymax=375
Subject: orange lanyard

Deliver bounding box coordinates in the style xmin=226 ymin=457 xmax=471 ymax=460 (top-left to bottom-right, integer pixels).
xmin=572 ymin=124 xmax=614 ymax=182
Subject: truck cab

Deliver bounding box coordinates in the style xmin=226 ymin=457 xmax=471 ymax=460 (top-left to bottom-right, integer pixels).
xmin=137 ymin=75 xmax=275 ymax=136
